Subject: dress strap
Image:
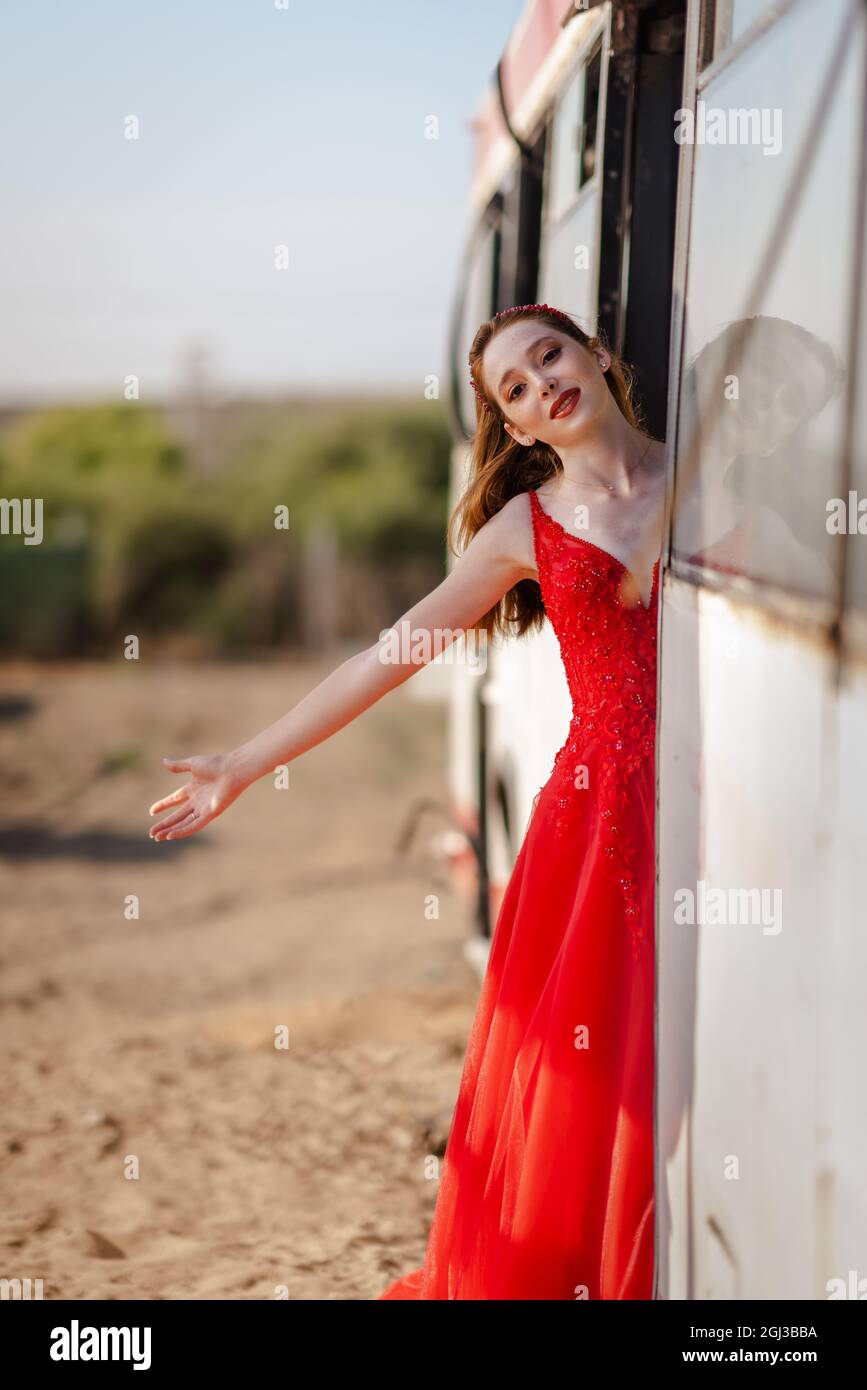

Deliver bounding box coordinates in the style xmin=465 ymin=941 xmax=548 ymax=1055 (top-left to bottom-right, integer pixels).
xmin=527 ymin=489 xmax=548 ymax=588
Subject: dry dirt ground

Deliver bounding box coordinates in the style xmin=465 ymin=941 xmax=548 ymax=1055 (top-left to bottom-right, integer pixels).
xmin=0 ymin=655 xmax=482 ymax=1300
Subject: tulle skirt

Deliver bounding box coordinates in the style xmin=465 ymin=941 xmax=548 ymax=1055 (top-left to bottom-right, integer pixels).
xmin=378 ymin=746 xmax=655 ymax=1300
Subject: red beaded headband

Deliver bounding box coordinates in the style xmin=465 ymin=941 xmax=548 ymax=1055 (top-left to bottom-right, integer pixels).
xmin=469 ymin=303 xmax=574 ymax=414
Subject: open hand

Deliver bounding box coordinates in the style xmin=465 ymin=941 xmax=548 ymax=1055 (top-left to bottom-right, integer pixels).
xmin=148 ymin=753 xmax=247 ymax=841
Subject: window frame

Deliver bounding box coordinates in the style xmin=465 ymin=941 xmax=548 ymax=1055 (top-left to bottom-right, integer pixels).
xmin=699 ymin=0 xmax=803 ymax=80
xmin=541 ymin=10 xmax=610 ymax=231
xmin=663 ymin=0 xmax=865 ymax=648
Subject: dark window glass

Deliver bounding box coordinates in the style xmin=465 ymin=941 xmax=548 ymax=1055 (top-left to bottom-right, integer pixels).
xmin=579 ymin=42 xmax=602 ymax=188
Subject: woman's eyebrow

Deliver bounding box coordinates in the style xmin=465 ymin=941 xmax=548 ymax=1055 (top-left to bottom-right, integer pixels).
xmin=497 ymin=337 xmax=554 ymax=396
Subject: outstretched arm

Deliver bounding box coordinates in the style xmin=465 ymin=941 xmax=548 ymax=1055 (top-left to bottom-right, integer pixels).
xmin=148 ymin=498 xmax=530 ymax=841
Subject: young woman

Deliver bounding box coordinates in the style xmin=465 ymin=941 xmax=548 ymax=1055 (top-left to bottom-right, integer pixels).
xmin=148 ymin=303 xmax=666 ymax=1300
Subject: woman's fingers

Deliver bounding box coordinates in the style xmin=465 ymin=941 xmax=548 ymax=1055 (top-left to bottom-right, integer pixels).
xmin=149 ymin=754 xmax=201 ymax=819
xmin=150 ymin=804 xmax=198 ymax=839
xmin=160 ymin=809 xmax=207 ymax=841
xmin=149 ymin=787 xmax=189 ymax=816
xmin=149 ymin=753 xmax=226 ymax=841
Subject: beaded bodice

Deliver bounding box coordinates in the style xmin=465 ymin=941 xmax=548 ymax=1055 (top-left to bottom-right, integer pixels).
xmin=528 ymin=486 xmax=660 ymax=959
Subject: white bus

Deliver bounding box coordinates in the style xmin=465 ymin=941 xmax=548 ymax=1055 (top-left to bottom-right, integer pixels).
xmin=443 ymin=0 xmax=867 ymax=1301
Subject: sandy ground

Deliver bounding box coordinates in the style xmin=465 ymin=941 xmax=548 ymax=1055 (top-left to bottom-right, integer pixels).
xmin=0 ymin=655 xmax=482 ymax=1300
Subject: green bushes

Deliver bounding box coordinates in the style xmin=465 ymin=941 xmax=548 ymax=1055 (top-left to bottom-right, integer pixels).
xmin=0 ymin=398 xmax=450 ymax=657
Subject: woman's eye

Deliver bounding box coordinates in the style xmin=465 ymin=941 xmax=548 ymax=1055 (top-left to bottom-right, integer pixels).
xmin=508 ymin=346 xmax=561 ymax=401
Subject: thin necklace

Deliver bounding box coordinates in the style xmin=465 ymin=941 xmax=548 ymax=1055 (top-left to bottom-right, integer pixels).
xmin=560 ymin=438 xmax=654 ymax=494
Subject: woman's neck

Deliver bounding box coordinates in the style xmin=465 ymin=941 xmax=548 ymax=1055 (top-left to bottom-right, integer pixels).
xmin=554 ymin=414 xmax=652 ymax=495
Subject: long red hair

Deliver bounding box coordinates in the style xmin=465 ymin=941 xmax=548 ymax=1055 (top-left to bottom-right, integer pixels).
xmin=450 ymin=305 xmax=651 ymax=638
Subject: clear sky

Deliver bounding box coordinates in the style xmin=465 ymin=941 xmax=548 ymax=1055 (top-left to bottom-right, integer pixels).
xmin=0 ymin=0 xmax=527 ymax=402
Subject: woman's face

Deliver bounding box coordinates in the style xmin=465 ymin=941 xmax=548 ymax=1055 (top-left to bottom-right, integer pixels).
xmin=480 ymin=320 xmax=612 ymax=445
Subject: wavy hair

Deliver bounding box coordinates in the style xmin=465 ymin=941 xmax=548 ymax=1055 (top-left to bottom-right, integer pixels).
xmin=450 ymin=305 xmax=652 ymax=639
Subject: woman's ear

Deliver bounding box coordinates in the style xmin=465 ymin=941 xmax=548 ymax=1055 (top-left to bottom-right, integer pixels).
xmin=592 ymin=344 xmax=610 ymax=373
xmin=504 ymin=421 xmax=535 ymax=448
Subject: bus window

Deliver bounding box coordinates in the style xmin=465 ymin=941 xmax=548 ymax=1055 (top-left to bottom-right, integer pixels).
xmin=580 ymin=41 xmax=602 ymax=187
xmin=705 ymin=0 xmax=790 ymax=66
xmin=670 ymin=0 xmax=861 ymax=605
xmin=453 ymin=211 xmax=501 ymax=439
xmin=548 ymin=67 xmax=586 ymax=222
xmin=539 ymin=20 xmax=609 ymax=323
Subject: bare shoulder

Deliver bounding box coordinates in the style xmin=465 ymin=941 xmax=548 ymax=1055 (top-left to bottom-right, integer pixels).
xmin=472 ymin=491 xmax=537 ymax=582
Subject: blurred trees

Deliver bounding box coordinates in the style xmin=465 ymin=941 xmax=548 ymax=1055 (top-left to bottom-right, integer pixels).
xmin=0 ymin=398 xmax=451 ymax=658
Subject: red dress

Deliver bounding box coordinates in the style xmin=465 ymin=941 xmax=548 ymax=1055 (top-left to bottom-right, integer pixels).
xmin=379 ymin=486 xmax=658 ymax=1300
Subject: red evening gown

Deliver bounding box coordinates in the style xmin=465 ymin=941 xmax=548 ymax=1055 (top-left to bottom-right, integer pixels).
xmin=379 ymin=486 xmax=658 ymax=1300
